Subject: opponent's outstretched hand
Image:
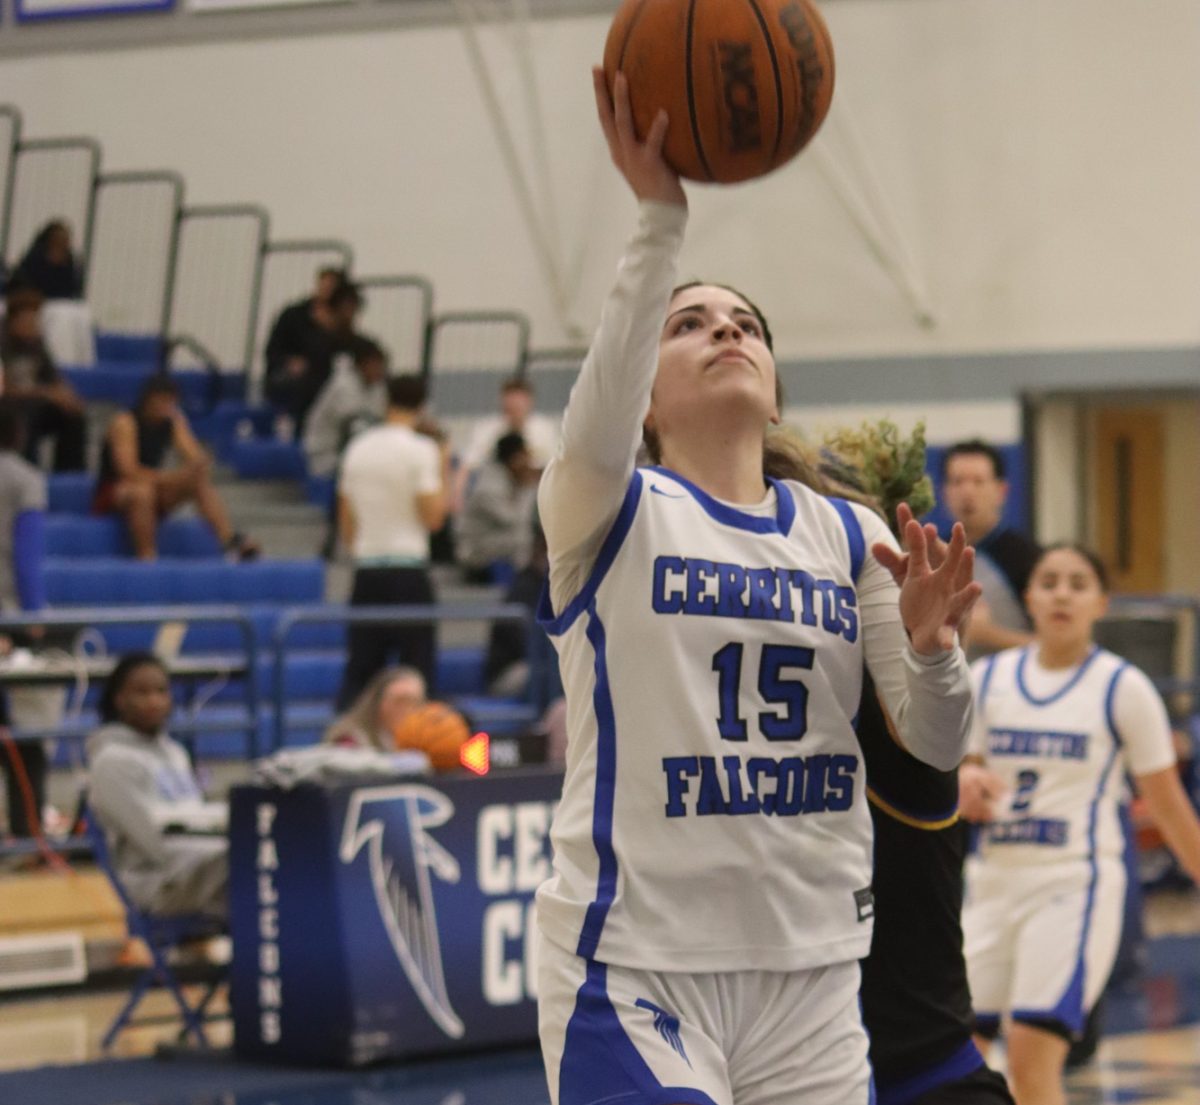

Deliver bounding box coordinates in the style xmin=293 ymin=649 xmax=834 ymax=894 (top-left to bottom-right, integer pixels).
xmin=872 ymin=503 xmax=982 ymax=655
xmin=593 ymin=67 xmax=686 ymax=208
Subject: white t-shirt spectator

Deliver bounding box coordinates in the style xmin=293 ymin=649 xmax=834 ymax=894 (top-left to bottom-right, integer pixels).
xmin=460 ymin=413 xmax=559 ymax=473
xmin=340 ymin=423 xmax=441 ymax=564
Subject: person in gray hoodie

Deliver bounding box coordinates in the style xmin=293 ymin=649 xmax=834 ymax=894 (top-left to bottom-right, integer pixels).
xmin=301 ymin=334 xmax=389 ymax=479
xmin=87 ymin=652 xmax=227 ymax=921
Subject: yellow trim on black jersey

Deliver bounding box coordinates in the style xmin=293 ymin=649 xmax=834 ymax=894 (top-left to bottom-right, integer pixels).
xmin=867 ymin=786 xmax=960 ymax=831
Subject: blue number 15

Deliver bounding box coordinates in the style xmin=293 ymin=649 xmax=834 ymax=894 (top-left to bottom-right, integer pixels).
xmin=711 ymin=643 xmax=815 ymax=742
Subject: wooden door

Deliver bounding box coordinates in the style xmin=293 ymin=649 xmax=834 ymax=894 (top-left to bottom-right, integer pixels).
xmin=1091 ymin=407 xmax=1165 ymax=594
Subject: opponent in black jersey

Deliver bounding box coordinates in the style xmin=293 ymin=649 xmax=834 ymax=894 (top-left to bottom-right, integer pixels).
xmin=859 ymin=669 xmax=1015 ymax=1105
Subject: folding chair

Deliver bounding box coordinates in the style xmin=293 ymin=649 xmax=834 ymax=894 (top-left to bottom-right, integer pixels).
xmin=84 ymin=807 xmax=226 ymax=1050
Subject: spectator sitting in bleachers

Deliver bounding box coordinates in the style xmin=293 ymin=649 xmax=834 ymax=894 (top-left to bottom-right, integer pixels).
xmin=88 ymin=652 xmax=228 ymax=921
xmin=323 ymin=664 xmax=428 ymax=752
xmin=93 ymin=375 xmax=259 ymax=561
xmin=302 ymin=334 xmax=388 ymax=479
xmin=457 ymin=431 xmax=539 ymax=585
xmin=264 ymin=271 xmax=361 ymax=438
xmin=0 ymin=286 xmax=87 ymax=472
xmin=323 ymin=664 xmax=470 ymax=772
xmin=0 ymin=400 xmax=49 ymax=843
xmin=266 ymin=265 xmax=344 ymax=353
xmin=454 ymin=376 xmax=558 ymax=508
xmin=12 ymin=221 xmax=83 ymax=301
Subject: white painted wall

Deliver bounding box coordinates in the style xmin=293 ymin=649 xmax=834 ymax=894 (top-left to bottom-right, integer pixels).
xmin=3 ymin=0 xmax=1199 ymax=362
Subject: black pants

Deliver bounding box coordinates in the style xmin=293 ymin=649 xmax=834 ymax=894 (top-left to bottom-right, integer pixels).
xmin=2 ymin=739 xmax=47 ymax=837
xmin=337 ymin=566 xmax=436 ymax=711
xmin=910 ymin=1064 xmax=1015 ymax=1105
xmin=16 ymin=397 xmax=86 ymax=472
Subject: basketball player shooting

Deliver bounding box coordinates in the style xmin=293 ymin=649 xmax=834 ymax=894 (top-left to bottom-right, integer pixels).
xmin=531 ymin=70 xmax=982 ymax=1105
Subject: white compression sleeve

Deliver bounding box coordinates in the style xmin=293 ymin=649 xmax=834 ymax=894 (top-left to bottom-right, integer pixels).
xmin=854 ymin=503 xmax=975 ymax=771
xmin=539 ymin=201 xmax=687 ymax=613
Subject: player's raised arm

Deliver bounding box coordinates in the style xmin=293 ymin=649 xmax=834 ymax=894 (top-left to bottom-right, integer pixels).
xmin=538 ymin=70 xmax=687 ymax=608
xmin=854 ymin=501 xmax=978 ymax=771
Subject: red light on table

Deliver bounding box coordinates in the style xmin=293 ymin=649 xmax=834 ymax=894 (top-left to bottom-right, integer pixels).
xmin=460 ymin=732 xmax=490 ymax=776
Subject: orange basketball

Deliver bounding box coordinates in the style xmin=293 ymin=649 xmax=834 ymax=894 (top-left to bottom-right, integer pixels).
xmin=392 ymin=701 xmax=471 ymax=772
xmin=604 ymin=0 xmax=835 ymax=184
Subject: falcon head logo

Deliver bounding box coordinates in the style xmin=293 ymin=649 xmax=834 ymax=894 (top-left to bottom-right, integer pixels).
xmin=635 ymin=997 xmax=691 ymax=1068
xmin=340 ymin=785 xmax=465 ymax=1038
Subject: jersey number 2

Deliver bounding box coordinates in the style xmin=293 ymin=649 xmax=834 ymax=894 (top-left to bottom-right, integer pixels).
xmin=712 ymin=643 xmax=815 ymax=742
xmin=1011 ymin=769 xmax=1040 ymax=813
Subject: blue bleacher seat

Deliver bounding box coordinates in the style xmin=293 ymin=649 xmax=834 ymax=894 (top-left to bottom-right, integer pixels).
xmin=227 ymin=440 xmax=307 ymax=481
xmin=44 ymin=559 xmax=325 ymax=607
xmin=199 ymin=646 xmax=491 ymax=707
xmin=95 ymin=607 xmax=346 ymax=656
xmin=47 ymin=473 xmax=95 ymax=514
xmin=44 ymin=516 xmax=223 ymax=558
xmin=94 ymin=333 xmax=164 ymax=365
xmin=189 ymin=403 xmax=277 ymax=461
xmin=158 ymin=519 xmax=224 ymax=558
xmin=305 ymin=474 xmax=336 ymax=511
xmin=437 ymin=646 xmax=486 ymax=696
xmin=61 ymin=366 xmax=247 ymax=410
xmin=44 ymin=515 xmax=124 ymax=556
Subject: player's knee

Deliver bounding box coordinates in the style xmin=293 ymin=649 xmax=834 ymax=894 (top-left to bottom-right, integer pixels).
xmin=1008 ymin=1021 xmax=1070 ymax=1098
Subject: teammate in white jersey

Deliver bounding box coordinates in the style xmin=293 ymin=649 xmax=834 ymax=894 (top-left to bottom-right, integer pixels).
xmin=533 ymin=70 xmax=982 ymax=1105
xmin=961 ymin=544 xmax=1200 ymax=1105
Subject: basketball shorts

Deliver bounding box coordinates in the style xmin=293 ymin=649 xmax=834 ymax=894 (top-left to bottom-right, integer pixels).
xmin=537 ymin=931 xmax=873 ymax=1105
xmin=962 ymin=857 xmax=1125 ymax=1039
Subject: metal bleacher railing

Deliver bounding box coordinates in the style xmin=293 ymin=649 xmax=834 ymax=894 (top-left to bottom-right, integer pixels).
xmin=167 ymin=203 xmax=270 ymax=375
xmin=0 ymin=102 xmax=532 ymax=401
xmin=89 ymin=170 xmax=185 ymax=339
xmin=0 ymin=606 xmax=259 ymax=859
xmin=269 ymin=602 xmax=546 ymax=752
xmin=2 ymin=136 xmax=100 ymax=278
xmin=0 ymin=600 xmax=555 ymax=858
xmin=0 ymin=605 xmax=260 ymax=743
xmin=357 ymin=275 xmax=434 ymax=375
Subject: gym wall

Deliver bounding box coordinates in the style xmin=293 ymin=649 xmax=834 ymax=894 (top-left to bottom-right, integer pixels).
xmin=2 ymin=0 xmax=1198 ymax=370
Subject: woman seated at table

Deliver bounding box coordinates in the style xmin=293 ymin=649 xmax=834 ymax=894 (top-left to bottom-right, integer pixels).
xmin=93 ymin=375 xmax=258 ymax=560
xmin=88 ymin=652 xmax=228 ymax=921
xmin=13 ymin=221 xmax=83 ymax=301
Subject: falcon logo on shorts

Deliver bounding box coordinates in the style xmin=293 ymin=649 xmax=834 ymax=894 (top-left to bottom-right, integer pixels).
xmin=635 ymin=998 xmax=691 ymax=1067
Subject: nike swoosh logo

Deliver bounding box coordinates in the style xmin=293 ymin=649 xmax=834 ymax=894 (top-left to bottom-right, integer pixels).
xmin=649 ymin=485 xmax=687 ymax=499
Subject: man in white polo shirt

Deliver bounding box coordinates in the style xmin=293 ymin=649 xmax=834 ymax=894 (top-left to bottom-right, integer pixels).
xmin=336 ymin=375 xmax=449 ymax=709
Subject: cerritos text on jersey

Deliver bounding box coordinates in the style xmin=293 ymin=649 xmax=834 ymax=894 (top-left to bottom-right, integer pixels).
xmin=651 ymin=555 xmax=858 ymax=641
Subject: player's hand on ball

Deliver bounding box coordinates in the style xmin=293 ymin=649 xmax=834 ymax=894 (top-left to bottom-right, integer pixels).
xmin=593 ymin=67 xmax=686 ymax=209
xmin=872 ymin=511 xmax=982 ymax=656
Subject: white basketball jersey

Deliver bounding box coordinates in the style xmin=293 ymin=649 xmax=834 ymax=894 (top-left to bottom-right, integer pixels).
xmin=537 ymin=467 xmax=874 ymax=973
xmin=972 ymin=646 xmax=1135 ymax=868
